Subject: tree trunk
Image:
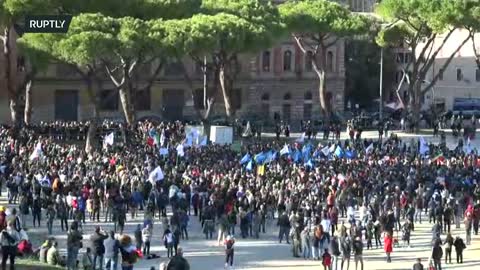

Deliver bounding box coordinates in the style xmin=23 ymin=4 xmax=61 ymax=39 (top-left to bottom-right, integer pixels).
xmin=85 ymin=75 xmax=101 ymax=152
xmin=9 ymin=98 xmax=20 ymax=128
xmin=119 ymin=87 xmax=135 ymax=125
xmin=412 ymin=82 xmax=422 ymax=133
xmin=218 ymin=64 xmax=234 ymax=119
xmin=2 ymin=26 xmax=20 ymax=127
xmin=24 ymin=78 xmax=33 ymax=126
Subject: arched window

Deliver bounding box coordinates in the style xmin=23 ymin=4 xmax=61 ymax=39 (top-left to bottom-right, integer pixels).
xmin=305 ymin=51 xmax=313 ymax=72
xmin=261 ymin=93 xmax=270 ymax=101
xmin=283 ymin=50 xmax=292 ymax=71
xmin=304 ymin=91 xmax=312 ymax=100
xmin=327 ymin=51 xmax=334 ymax=72
xmin=283 ymin=93 xmax=291 ymax=101
xmin=262 ymin=51 xmax=271 ymax=72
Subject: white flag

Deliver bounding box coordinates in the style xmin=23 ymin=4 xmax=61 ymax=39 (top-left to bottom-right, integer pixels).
xmin=176 ymin=144 xmax=185 ymax=157
xmin=328 ymin=144 xmax=336 ymax=154
xmin=29 ymin=142 xmax=43 ymax=160
xmin=104 ymin=132 xmax=114 ymax=146
xmin=321 ymin=146 xmax=330 ymax=156
xmin=148 ymin=166 xmax=164 ymax=183
xmin=160 ymin=131 xmax=166 ymax=146
xmin=280 ymin=144 xmax=290 ymax=156
xmin=296 ymin=132 xmax=305 ymax=143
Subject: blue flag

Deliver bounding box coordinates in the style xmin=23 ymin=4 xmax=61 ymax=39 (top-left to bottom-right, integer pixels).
xmin=293 ymin=149 xmax=302 ymax=163
xmin=246 ymin=160 xmax=253 ymax=171
xmin=280 ymin=144 xmax=290 ymax=156
xmin=345 ymin=150 xmax=356 ymax=159
xmin=240 ymin=153 xmax=251 ymax=165
xmin=255 ymin=152 xmax=267 ymax=164
xmin=265 ymin=150 xmax=277 ymax=164
xmin=302 ymin=144 xmax=312 ymax=161
xmin=334 ymin=146 xmax=344 ymax=158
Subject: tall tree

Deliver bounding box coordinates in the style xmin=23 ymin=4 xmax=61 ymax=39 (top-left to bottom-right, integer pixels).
xmin=98 ymin=0 xmax=201 ymax=125
xmin=22 ymin=14 xmax=119 ymax=151
xmin=200 ymin=0 xmax=281 ymax=119
xmin=376 ymin=0 xmax=474 ymax=131
xmin=0 ymin=0 xmax=60 ymax=127
xmin=17 ymin=38 xmax=50 ymax=125
xmin=279 ymin=0 xmax=369 ymax=121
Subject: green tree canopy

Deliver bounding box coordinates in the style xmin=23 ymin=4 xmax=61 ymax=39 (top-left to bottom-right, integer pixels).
xmin=375 ymin=0 xmax=475 ymax=130
xmin=279 ymin=0 xmax=369 ymax=119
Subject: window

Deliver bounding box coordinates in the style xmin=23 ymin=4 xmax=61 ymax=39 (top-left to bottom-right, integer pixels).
xmin=232 ymin=88 xmax=242 ymax=110
xmin=438 ymin=68 xmax=444 ymax=81
xmin=135 ymin=88 xmax=151 ymax=111
xmin=303 ymin=104 xmax=312 ymax=120
xmin=476 ymin=69 xmax=480 ymax=82
xmin=261 ymin=93 xmax=270 ymax=101
xmin=193 ymin=88 xmax=205 ymax=109
xmin=100 ymin=90 xmax=119 ymax=111
xmin=456 ymin=68 xmax=463 ymax=81
xmin=305 ymin=51 xmax=314 ymax=72
xmin=283 ymin=50 xmax=292 ymax=71
xmin=283 ymin=92 xmax=291 ymax=100
xmin=304 ymin=91 xmax=312 ymax=101
xmin=282 ymin=104 xmax=291 ymax=121
xmin=327 ymin=51 xmax=334 ymax=72
xmin=262 ymin=51 xmax=271 ymax=72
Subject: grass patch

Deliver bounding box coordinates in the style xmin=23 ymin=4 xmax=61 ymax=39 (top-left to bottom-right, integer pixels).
xmin=16 ymin=258 xmax=63 ymax=270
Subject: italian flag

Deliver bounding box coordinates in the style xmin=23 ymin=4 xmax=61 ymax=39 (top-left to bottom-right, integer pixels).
xmin=432 ymin=153 xmax=445 ymax=165
xmin=147 ymin=134 xmax=160 ymax=146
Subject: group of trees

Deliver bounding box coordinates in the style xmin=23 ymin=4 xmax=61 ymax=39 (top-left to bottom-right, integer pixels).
xmin=2 ymin=0 xmax=480 ymax=148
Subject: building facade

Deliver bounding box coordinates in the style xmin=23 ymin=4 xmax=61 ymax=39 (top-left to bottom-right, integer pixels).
xmin=421 ymin=29 xmax=480 ymax=112
xmin=0 ymin=38 xmax=346 ymax=124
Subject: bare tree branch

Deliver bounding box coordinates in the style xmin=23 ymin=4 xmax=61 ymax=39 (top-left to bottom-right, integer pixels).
xmin=422 ymin=34 xmax=471 ymax=95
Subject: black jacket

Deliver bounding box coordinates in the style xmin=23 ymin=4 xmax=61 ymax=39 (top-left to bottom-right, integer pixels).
xmin=432 ymin=246 xmax=443 ymax=260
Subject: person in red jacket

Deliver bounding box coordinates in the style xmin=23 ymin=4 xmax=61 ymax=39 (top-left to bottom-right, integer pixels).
xmin=384 ymin=232 xmax=393 ymax=263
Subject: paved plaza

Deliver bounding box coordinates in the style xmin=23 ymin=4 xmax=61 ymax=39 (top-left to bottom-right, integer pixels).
xmin=8 ymin=130 xmax=480 ymax=270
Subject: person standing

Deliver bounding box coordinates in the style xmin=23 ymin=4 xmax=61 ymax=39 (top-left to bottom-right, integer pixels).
xmin=384 ymin=232 xmax=393 ymax=263
xmin=224 ymin=235 xmax=235 ymax=269
xmin=67 ymin=222 xmax=83 ymax=270
xmin=412 ymin=258 xmax=424 ymax=270
xmin=300 ymin=227 xmax=311 ymax=259
xmin=277 ymin=212 xmax=290 ymax=244
xmin=46 ymin=204 xmax=56 ymax=235
xmin=90 ymin=226 xmax=108 ymax=270
xmin=444 ymin=233 xmax=453 ymax=264
xmin=104 ymin=231 xmax=119 ymax=270
xmin=352 ymin=237 xmax=363 ymax=270
xmin=142 ymin=224 xmax=153 ymax=256
xmin=431 ymin=240 xmax=443 ymax=270
xmin=32 ymin=196 xmax=42 ymax=228
xmin=453 ymin=236 xmax=466 ymax=264
xmin=164 ymin=228 xmax=174 ymax=258
xmin=340 ymin=234 xmax=351 ymax=270
xmin=166 ymin=247 xmax=190 ymax=270
xmin=0 ymin=220 xmax=20 ymax=270
xmin=329 ymin=236 xmax=341 ymax=270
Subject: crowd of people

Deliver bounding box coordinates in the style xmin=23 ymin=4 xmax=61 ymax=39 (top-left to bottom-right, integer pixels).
xmin=0 ymin=119 xmax=478 ymax=270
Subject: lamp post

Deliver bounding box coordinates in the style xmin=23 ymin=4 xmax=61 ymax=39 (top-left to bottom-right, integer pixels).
xmin=379 ymin=47 xmax=384 ymax=121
